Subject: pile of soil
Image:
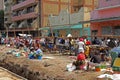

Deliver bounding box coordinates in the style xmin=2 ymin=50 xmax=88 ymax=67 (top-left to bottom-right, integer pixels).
xmin=0 ymin=46 xmax=103 ymax=80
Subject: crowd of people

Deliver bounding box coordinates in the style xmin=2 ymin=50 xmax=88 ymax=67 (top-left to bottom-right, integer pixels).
xmin=0 ymin=35 xmax=120 ymax=71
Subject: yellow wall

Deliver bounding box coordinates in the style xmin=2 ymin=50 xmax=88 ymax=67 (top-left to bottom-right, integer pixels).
xmin=59 ymin=30 xmax=66 ymax=37
xmin=43 ymin=3 xmax=59 ymax=15
xmin=85 ymin=0 xmax=93 ymax=5
xmin=60 ymin=0 xmax=69 ymax=3
xmin=43 ymin=2 xmax=59 ymax=26
xmin=61 ymin=5 xmax=71 ymax=12
xmin=84 ymin=7 xmax=90 ymax=21
xmin=43 ymin=17 xmax=49 ymax=27
xmin=48 ymin=0 xmax=59 ymax=1
xmin=71 ymin=0 xmax=83 ymax=5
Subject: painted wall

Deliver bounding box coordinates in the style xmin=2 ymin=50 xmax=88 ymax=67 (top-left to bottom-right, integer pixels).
xmin=49 ymin=8 xmax=84 ymax=26
xmin=91 ymin=0 xmax=120 ymax=36
xmin=91 ymin=7 xmax=120 ymax=20
xmin=91 ymin=20 xmax=120 ymax=36
xmin=98 ymin=0 xmax=120 ymax=8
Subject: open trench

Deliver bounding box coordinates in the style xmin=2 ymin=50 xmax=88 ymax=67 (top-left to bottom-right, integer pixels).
xmin=0 ymin=53 xmax=67 ymax=80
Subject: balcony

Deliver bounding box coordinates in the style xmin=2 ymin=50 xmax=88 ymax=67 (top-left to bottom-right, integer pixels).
xmin=12 ymin=0 xmax=37 ymax=11
xmin=12 ymin=12 xmax=37 ymax=21
xmin=4 ymin=0 xmax=13 ymax=5
xmin=4 ymin=8 xmax=12 ymax=15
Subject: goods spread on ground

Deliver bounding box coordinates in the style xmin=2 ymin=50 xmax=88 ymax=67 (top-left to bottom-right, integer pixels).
xmin=0 ymin=45 xmax=120 ymax=80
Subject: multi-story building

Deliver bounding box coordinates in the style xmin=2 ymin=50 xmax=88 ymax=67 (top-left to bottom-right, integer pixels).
xmin=9 ymin=0 xmax=73 ymax=37
xmin=91 ymin=0 xmax=120 ymax=36
xmin=0 ymin=0 xmax=4 ymax=36
xmin=0 ymin=0 xmax=4 ymax=10
xmin=11 ymin=0 xmax=38 ymax=37
xmin=47 ymin=0 xmax=97 ymax=37
xmin=6 ymin=0 xmax=97 ymax=37
xmin=4 ymin=0 xmax=13 ymax=37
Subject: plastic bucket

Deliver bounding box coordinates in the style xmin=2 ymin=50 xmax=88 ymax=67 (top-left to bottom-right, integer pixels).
xmin=95 ymin=66 xmax=101 ymax=71
xmin=38 ymin=56 xmax=42 ymax=60
xmin=16 ymin=53 xmax=21 ymax=57
xmin=101 ymin=65 xmax=107 ymax=69
xmin=29 ymin=54 xmax=34 ymax=59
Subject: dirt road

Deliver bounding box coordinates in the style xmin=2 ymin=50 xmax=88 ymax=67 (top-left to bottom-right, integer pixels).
xmin=0 ymin=45 xmax=104 ymax=80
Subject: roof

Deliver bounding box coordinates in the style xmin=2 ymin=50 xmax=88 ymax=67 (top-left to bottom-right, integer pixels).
xmin=90 ymin=17 xmax=120 ymax=22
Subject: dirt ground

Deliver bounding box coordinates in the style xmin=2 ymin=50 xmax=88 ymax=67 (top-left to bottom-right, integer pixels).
xmin=0 ymin=45 xmax=104 ymax=80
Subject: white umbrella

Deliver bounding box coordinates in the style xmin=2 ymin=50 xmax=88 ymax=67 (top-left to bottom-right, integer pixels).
xmin=67 ymin=34 xmax=72 ymax=37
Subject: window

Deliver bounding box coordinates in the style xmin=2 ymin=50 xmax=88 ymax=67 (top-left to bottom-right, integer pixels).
xmin=106 ymin=0 xmax=111 ymax=1
xmin=27 ymin=6 xmax=34 ymax=13
xmin=4 ymin=0 xmax=7 ymax=2
xmin=4 ymin=18 xmax=8 ymax=21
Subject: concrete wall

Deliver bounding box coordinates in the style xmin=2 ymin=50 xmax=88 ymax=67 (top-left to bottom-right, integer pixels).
xmin=91 ymin=7 xmax=120 ymax=20
xmin=91 ymin=0 xmax=120 ymax=20
xmin=49 ymin=8 xmax=84 ymax=26
xmin=0 ymin=0 xmax=4 ymax=10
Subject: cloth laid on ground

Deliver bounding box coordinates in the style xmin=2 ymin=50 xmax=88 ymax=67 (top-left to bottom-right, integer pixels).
xmin=42 ymin=56 xmax=54 ymax=59
xmin=66 ymin=63 xmax=76 ymax=72
xmin=97 ymin=74 xmax=113 ymax=79
xmin=110 ymin=46 xmax=120 ymax=66
xmin=112 ymin=58 xmax=120 ymax=71
xmin=97 ymin=74 xmax=120 ymax=80
xmin=113 ymin=58 xmax=120 ymax=67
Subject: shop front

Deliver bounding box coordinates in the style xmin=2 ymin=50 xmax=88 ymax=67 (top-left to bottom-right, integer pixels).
xmin=91 ymin=20 xmax=120 ymax=36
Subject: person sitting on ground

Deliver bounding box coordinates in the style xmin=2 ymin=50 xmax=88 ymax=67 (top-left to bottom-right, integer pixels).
xmin=73 ymin=52 xmax=86 ymax=70
xmin=90 ymin=51 xmax=101 ymax=63
xmin=88 ymin=51 xmax=101 ymax=70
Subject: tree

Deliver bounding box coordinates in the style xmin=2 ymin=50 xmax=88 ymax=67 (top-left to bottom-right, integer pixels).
xmin=0 ymin=10 xmax=4 ymax=30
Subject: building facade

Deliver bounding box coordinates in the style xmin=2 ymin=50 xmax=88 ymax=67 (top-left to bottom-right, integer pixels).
xmin=0 ymin=0 xmax=4 ymax=36
xmin=47 ymin=0 xmax=96 ymax=37
xmin=7 ymin=0 xmax=73 ymax=37
xmin=0 ymin=0 xmax=4 ymax=10
xmin=4 ymin=0 xmax=13 ymax=37
xmin=91 ymin=0 xmax=120 ymax=36
xmin=5 ymin=0 xmax=97 ymax=37
xmin=11 ymin=0 xmax=38 ymax=37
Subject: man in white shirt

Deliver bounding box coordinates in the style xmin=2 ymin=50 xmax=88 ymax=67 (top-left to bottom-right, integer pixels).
xmin=77 ymin=38 xmax=85 ymax=54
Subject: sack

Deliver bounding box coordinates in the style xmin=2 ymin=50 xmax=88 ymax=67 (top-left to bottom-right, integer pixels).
xmin=66 ymin=63 xmax=76 ymax=72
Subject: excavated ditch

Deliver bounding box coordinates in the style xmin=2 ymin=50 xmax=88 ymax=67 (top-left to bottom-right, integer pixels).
xmin=0 ymin=53 xmax=67 ymax=80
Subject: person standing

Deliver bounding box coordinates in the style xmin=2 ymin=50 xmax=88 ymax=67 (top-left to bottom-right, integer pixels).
xmin=77 ymin=38 xmax=85 ymax=54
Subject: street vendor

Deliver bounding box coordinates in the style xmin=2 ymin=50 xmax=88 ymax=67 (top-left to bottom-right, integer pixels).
xmin=73 ymin=52 xmax=86 ymax=70
xmin=87 ymin=51 xmax=101 ymax=70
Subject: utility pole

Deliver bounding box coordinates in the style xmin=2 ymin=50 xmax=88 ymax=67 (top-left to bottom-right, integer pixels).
xmin=68 ymin=0 xmax=71 ymax=30
xmin=37 ymin=0 xmax=41 ymax=37
xmin=68 ymin=0 xmax=72 ymax=55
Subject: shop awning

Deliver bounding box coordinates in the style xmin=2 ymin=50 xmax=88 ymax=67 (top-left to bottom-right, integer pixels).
xmin=52 ymin=26 xmax=70 ymax=30
xmin=91 ymin=17 xmax=120 ymax=22
xmin=39 ymin=24 xmax=83 ymax=30
xmin=39 ymin=27 xmax=50 ymax=30
xmin=70 ymin=24 xmax=82 ymax=29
